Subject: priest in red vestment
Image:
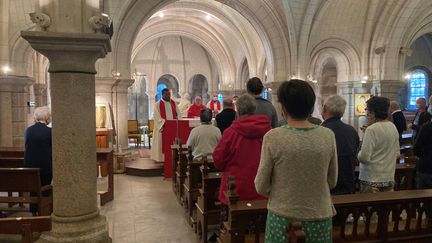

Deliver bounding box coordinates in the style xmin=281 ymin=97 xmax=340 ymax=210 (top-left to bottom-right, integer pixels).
xmin=151 ymin=88 xmax=181 ymax=162
xmin=188 ymin=96 xmax=206 ymax=118
xmin=207 ymin=93 xmax=222 ymax=115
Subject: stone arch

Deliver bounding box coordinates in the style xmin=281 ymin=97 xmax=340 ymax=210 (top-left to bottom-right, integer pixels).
xmin=112 ymin=0 xmax=289 ymax=84
xmin=189 ymin=74 xmax=209 ymax=104
xmin=238 ymin=58 xmax=250 ymax=89
xmin=309 ymin=38 xmax=361 ymax=82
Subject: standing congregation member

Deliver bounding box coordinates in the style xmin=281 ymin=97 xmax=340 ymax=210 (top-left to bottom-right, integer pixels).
xmin=215 ymin=98 xmax=236 ymax=134
xmin=410 ymin=97 xmax=431 ymax=142
xmin=390 ymin=101 xmax=407 ymax=143
xmin=24 ymin=106 xmax=53 ymax=215
xmin=414 ymin=95 xmax=432 ymax=189
xmin=322 ymin=95 xmax=360 ymax=195
xmin=151 ymin=88 xmax=181 ymax=162
xmin=255 ymin=80 xmax=337 ymax=243
xmin=207 ymin=92 xmax=222 ymax=115
xmin=213 ymin=94 xmax=270 ymax=212
xmin=187 ymin=96 xmax=206 ymax=118
xmin=187 ymin=109 xmax=221 ymax=161
xmin=247 ymin=77 xmax=278 ymax=128
xmin=358 ymin=96 xmax=399 ymax=193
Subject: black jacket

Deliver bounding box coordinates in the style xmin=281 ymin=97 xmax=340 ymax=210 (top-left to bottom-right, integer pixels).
xmin=215 ymin=108 xmax=237 ymax=134
xmin=392 ymin=111 xmax=407 ymax=140
xmin=414 ymin=121 xmax=432 ymax=174
xmin=24 ymin=122 xmax=52 ymax=185
xmin=322 ymin=117 xmax=360 ymax=195
xmin=412 ymin=109 xmax=432 ymax=141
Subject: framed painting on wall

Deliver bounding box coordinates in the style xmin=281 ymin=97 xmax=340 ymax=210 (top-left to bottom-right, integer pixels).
xmin=355 ymin=94 xmax=371 ymax=116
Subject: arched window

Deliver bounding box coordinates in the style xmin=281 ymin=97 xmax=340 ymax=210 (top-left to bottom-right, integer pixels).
xmin=156 ymin=83 xmax=167 ymax=101
xmin=217 ymin=82 xmax=223 ymax=102
xmin=408 ymin=69 xmax=428 ymax=110
xmin=262 ymin=88 xmax=269 ymax=100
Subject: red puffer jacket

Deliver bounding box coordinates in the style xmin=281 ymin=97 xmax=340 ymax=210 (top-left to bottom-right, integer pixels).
xmin=213 ymin=114 xmax=271 ymax=205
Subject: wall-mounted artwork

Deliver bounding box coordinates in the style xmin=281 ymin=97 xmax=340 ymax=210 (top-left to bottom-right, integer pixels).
xmin=355 ymin=94 xmax=371 ymax=116
xmin=96 ymin=105 xmax=107 ymax=128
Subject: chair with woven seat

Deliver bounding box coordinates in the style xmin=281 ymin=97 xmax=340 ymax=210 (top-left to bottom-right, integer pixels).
xmin=128 ymin=120 xmax=142 ymax=148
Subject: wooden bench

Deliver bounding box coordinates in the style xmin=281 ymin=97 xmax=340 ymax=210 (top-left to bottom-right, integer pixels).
xmin=173 ymin=145 xmax=193 ymax=204
xmin=0 ymin=216 xmax=51 ymax=243
xmin=218 ymin=176 xmax=267 ymax=243
xmin=196 ymin=163 xmax=223 ymax=243
xmin=184 ymin=156 xmax=219 ymax=229
xmin=355 ymin=163 xmax=416 ymax=191
xmin=288 ymin=189 xmax=432 ymax=242
xmin=0 ymin=168 xmax=52 ymax=216
xmin=0 ymin=147 xmax=24 ymax=168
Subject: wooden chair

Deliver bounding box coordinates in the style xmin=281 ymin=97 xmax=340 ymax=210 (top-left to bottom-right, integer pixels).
xmin=127 ymin=120 xmax=142 ymax=148
xmin=0 ymin=216 xmax=51 ymax=243
xmin=0 ymin=168 xmax=53 ymax=216
xmin=147 ymin=119 xmax=154 ymax=149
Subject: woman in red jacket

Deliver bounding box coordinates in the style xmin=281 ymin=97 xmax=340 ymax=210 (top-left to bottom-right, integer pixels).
xmin=213 ymin=94 xmax=271 ymax=206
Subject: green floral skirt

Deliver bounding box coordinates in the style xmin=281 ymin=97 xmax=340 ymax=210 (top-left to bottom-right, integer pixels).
xmin=265 ymin=211 xmax=332 ymax=243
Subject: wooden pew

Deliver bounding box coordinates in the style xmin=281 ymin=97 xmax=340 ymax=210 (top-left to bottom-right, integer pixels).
xmin=288 ymin=189 xmax=432 ymax=242
xmin=0 ymin=147 xmax=24 ymax=168
xmin=196 ymin=160 xmax=223 ymax=243
xmin=355 ymin=163 xmax=416 ymax=191
xmin=217 ymin=176 xmax=267 ymax=243
xmin=96 ymin=148 xmax=114 ymax=206
xmin=0 ymin=216 xmax=51 ymax=243
xmin=173 ymin=145 xmax=193 ymax=205
xmin=0 ymin=168 xmax=52 ymax=216
xmin=183 ymin=155 xmax=211 ymax=227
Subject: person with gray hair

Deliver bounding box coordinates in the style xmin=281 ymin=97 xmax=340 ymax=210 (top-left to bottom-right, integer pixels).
xmin=24 ymin=106 xmax=52 ymax=215
xmin=186 ymin=108 xmax=221 ymax=161
xmin=213 ymin=94 xmax=271 ymax=209
xmin=215 ymin=98 xmax=237 ymax=133
xmin=321 ymin=95 xmax=360 ymax=195
xmin=389 ymin=101 xmax=407 ymax=142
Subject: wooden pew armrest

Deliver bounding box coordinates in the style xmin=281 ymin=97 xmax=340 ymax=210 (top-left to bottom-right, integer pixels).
xmin=40 ymin=185 xmax=52 ymax=193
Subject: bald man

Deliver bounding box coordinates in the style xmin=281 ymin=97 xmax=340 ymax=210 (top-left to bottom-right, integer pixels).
xmin=410 ymin=98 xmax=431 ymax=141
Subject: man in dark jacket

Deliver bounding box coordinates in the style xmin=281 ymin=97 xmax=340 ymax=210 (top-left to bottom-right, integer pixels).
xmin=215 ymin=98 xmax=237 ymax=133
xmin=246 ymin=77 xmax=278 ymax=128
xmin=414 ymin=95 xmax=432 ymax=189
xmin=410 ymin=97 xmax=431 ymax=142
xmin=321 ymin=95 xmax=360 ymax=195
xmin=24 ymin=106 xmax=52 ymax=215
xmin=390 ymin=101 xmax=407 ymax=143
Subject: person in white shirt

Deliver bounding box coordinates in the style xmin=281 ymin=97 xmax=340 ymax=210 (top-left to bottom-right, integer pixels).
xmin=151 ymin=88 xmax=181 ymax=162
xmin=187 ymin=108 xmax=221 ymax=161
xmin=358 ymin=96 xmax=400 ymax=193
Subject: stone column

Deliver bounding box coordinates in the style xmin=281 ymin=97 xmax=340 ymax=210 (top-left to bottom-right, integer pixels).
xmin=372 ymin=80 xmax=406 ymax=101
xmin=148 ymin=89 xmax=156 ymax=119
xmin=0 ymin=76 xmax=34 ymax=147
xmin=268 ymin=81 xmax=284 ymax=120
xmin=21 ymin=31 xmax=111 ymax=243
xmin=96 ymin=77 xmax=133 ymax=150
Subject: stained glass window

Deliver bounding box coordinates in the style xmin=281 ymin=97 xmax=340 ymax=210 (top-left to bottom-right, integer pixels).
xmin=408 ymin=70 xmax=428 ymax=110
xmin=156 ymin=83 xmax=167 ymax=101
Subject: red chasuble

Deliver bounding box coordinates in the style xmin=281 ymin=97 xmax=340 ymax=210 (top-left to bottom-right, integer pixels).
xmin=188 ymin=104 xmax=206 ymax=118
xmin=160 ymin=99 xmax=177 ymax=119
xmin=210 ymin=100 xmax=221 ymax=111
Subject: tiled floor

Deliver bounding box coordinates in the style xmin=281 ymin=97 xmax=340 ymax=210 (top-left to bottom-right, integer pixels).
xmin=100 ymin=174 xmax=196 ymax=243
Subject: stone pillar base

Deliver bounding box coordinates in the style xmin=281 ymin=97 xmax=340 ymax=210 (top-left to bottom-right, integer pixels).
xmin=37 ymin=214 xmax=111 ymax=243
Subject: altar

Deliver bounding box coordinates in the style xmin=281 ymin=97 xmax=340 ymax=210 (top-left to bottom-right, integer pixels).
xmin=162 ymin=119 xmax=200 ymax=178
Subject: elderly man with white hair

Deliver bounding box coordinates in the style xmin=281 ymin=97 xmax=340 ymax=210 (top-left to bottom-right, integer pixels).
xmin=321 ymin=95 xmax=360 ymax=195
xmin=24 ymin=106 xmax=52 ymax=215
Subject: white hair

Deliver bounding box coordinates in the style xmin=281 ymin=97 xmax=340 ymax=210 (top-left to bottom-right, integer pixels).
xmin=324 ymin=95 xmax=346 ymax=118
xmin=34 ymin=106 xmax=51 ymax=123
xmin=236 ymin=94 xmax=257 ymax=116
